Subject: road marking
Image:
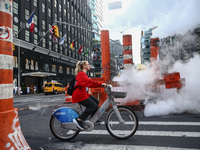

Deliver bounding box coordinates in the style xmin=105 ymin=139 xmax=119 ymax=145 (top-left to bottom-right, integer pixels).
xmin=139 ymin=121 xmax=200 ymax=126
xmin=89 ymin=121 xmax=200 ymax=126
xmin=80 ymin=130 xmax=200 ymax=137
xmin=44 ymin=143 xmax=199 ymax=150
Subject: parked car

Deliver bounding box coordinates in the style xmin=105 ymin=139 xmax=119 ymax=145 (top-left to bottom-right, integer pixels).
xmin=44 ymin=82 xmax=65 ymax=95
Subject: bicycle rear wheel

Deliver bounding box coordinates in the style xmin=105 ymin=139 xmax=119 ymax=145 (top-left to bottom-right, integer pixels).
xmin=50 ymin=115 xmax=79 ymax=141
xmin=105 ymin=106 xmax=138 ymax=139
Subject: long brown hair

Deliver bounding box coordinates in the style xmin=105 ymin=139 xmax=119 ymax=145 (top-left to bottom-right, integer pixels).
xmin=75 ymin=61 xmax=88 ymax=75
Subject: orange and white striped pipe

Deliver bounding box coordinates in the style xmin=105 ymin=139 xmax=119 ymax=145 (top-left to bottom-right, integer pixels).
xmin=0 ymin=1 xmax=31 ymax=149
xmin=123 ymin=35 xmax=133 ymax=68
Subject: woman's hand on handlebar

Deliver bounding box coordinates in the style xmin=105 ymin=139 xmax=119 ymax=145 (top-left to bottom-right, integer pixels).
xmin=101 ymin=83 xmax=107 ymax=87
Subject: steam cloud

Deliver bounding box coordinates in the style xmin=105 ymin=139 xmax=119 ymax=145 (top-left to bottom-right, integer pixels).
xmin=114 ymin=53 xmax=200 ymax=117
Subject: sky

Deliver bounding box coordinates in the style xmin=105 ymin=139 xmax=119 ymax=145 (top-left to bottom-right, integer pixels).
xmin=102 ymin=0 xmax=200 ymax=64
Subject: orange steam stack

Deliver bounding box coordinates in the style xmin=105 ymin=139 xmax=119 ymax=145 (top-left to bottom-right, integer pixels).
xmin=123 ymin=35 xmax=133 ymax=68
xmin=0 ymin=0 xmax=30 ymax=149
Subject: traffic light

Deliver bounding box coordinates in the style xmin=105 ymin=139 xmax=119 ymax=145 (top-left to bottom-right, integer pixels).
xmin=13 ymin=43 xmax=15 ymax=51
xmin=53 ymin=25 xmax=59 ymax=37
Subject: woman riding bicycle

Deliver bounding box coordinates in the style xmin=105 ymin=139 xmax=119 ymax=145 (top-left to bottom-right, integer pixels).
xmin=72 ymin=61 xmax=107 ymax=130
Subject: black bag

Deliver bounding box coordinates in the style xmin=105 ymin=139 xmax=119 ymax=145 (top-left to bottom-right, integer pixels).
xmin=67 ymin=77 xmax=78 ymax=95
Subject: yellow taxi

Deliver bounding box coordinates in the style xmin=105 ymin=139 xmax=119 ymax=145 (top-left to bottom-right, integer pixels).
xmin=44 ymin=81 xmax=65 ymax=95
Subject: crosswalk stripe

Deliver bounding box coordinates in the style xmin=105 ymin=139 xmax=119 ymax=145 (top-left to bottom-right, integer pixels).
xmin=93 ymin=121 xmax=200 ymax=126
xmin=139 ymin=121 xmax=200 ymax=126
xmin=80 ymin=130 xmax=200 ymax=137
xmin=47 ymin=143 xmax=199 ymax=150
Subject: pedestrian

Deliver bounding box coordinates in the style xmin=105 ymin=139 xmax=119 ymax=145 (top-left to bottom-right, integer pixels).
xmin=14 ymin=85 xmax=18 ymax=96
xmin=18 ymin=86 xmax=21 ymax=95
xmin=27 ymin=86 xmax=30 ymax=94
xmin=72 ymin=61 xmax=107 ymax=130
xmin=34 ymin=85 xmax=37 ymax=94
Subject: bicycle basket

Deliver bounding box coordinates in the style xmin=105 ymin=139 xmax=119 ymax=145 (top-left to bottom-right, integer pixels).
xmin=112 ymin=91 xmax=127 ymax=98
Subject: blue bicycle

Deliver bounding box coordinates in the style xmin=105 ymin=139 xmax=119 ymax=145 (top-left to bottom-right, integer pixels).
xmin=50 ymin=86 xmax=138 ymax=140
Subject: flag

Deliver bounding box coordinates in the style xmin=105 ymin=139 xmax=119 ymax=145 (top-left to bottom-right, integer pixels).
xmin=59 ymin=34 xmax=66 ymax=45
xmin=49 ymin=27 xmax=58 ymax=43
xmin=84 ymin=49 xmax=89 ymax=56
xmin=78 ymin=45 xmax=83 ymax=54
xmin=28 ymin=13 xmax=34 ymax=32
xmin=70 ymin=41 xmax=74 ymax=50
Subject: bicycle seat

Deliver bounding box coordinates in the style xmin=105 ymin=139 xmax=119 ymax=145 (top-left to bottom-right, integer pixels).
xmin=112 ymin=91 xmax=127 ymax=98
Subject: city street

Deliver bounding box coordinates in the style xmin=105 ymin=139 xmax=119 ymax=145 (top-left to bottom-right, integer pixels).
xmin=14 ymin=94 xmax=200 ymax=150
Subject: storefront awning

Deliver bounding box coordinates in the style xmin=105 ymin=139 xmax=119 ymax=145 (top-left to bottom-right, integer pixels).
xmin=22 ymin=72 xmax=56 ymax=77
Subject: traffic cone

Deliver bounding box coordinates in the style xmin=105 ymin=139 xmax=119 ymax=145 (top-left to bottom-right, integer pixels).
xmin=65 ymin=86 xmax=72 ymax=103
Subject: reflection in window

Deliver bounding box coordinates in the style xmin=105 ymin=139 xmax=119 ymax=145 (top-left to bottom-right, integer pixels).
xmin=44 ymin=63 xmax=49 ymax=72
xmin=66 ymin=67 xmax=70 ymax=74
xmin=59 ymin=66 xmax=63 ymax=74
xmin=35 ymin=61 xmax=38 ymax=70
xmin=31 ymin=60 xmax=34 ymax=70
xmin=25 ymin=59 xmax=29 ymax=69
xmin=71 ymin=69 xmax=75 ymax=75
xmin=52 ymin=65 xmax=56 ymax=73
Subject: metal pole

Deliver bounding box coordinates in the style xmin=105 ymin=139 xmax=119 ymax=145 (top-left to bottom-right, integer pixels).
xmin=32 ymin=29 xmax=50 ymax=51
xmin=18 ymin=41 xmax=21 ymax=95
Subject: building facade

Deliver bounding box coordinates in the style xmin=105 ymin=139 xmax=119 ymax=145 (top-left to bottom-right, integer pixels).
xmin=13 ymin=0 xmax=94 ymax=93
xmin=110 ymin=39 xmax=123 ymax=70
xmin=159 ymin=27 xmax=200 ymax=73
xmin=87 ymin=0 xmax=103 ymax=41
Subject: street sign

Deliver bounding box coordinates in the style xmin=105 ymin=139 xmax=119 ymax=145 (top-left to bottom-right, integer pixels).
xmin=164 ymin=72 xmax=181 ymax=89
xmin=90 ymin=77 xmax=105 ymax=93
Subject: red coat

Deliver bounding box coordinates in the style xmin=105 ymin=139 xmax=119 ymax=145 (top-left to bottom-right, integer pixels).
xmin=72 ymin=71 xmax=102 ymax=103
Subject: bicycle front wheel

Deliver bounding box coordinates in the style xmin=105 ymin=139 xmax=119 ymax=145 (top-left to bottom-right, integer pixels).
xmin=50 ymin=115 xmax=79 ymax=141
xmin=105 ymin=106 xmax=138 ymax=139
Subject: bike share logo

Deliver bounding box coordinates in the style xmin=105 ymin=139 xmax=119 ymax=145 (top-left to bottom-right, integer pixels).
xmin=0 ymin=26 xmax=10 ymax=39
xmin=55 ymin=111 xmax=66 ymax=115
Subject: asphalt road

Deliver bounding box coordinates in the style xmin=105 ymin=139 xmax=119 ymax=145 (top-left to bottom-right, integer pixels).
xmin=14 ymin=94 xmax=200 ymax=150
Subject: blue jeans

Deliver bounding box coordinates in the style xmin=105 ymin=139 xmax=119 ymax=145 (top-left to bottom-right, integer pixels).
xmin=78 ymin=95 xmax=99 ymax=121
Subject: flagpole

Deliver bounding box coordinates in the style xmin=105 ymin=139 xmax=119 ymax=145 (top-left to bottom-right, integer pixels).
xmin=32 ymin=29 xmax=50 ymax=51
xmin=15 ymin=9 xmax=35 ymax=37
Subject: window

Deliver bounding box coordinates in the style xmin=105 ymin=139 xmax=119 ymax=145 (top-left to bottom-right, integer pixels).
xmin=35 ymin=61 xmax=38 ymax=70
xmin=13 ymin=2 xmax=18 ymax=15
xmin=59 ymin=66 xmax=63 ymax=73
xmin=44 ymin=64 xmax=49 ymax=72
xmin=34 ymin=0 xmax=37 ymax=7
xmin=43 ymin=39 xmax=46 ymax=48
xmin=34 ymin=34 xmax=38 ymax=44
xmin=25 ymin=30 xmax=29 ymax=41
xmin=54 ymin=0 xmax=57 ymax=7
xmin=13 ymin=25 xmax=18 ymax=37
xmin=66 ymin=67 xmax=70 ymax=74
xmin=34 ymin=14 xmax=37 ymax=25
xmin=42 ymin=20 xmax=45 ymax=30
xmin=25 ymin=9 xmax=29 ymax=20
xmin=55 ymin=45 xmax=58 ymax=52
xmin=13 ymin=56 xmax=18 ymax=68
xmin=71 ymin=69 xmax=75 ymax=75
xmin=25 ymin=59 xmax=29 ymax=69
xmin=52 ymin=65 xmax=57 ymax=73
xmin=42 ymin=3 xmax=45 ymax=13
xmin=48 ymin=8 xmax=51 ymax=17
xmin=55 ymin=13 xmax=57 ymax=20
xmin=49 ymin=41 xmax=52 ymax=50
xmin=59 ymin=4 xmax=61 ymax=12
xmin=31 ymin=60 xmax=34 ymax=70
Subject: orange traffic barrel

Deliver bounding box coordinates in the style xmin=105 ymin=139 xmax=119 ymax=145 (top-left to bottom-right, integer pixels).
xmin=65 ymin=86 xmax=72 ymax=103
